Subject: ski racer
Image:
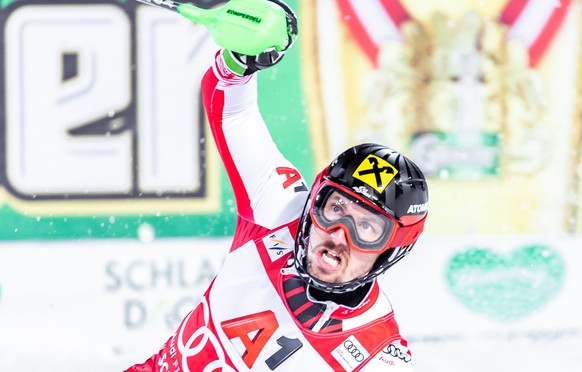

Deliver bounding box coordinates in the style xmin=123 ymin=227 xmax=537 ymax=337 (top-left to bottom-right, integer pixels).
xmin=127 ymin=0 xmax=428 ymax=370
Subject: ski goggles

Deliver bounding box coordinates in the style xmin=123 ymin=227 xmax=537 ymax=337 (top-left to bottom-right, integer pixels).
xmin=309 ymin=181 xmax=424 ymax=253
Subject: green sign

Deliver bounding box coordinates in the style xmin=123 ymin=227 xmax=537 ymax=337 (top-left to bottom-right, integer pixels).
xmin=446 ymin=244 xmax=565 ymax=321
xmin=410 ymin=131 xmax=500 ymax=179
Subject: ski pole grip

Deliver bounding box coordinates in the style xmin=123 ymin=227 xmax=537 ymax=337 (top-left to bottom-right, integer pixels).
xmin=179 ymin=0 xmax=290 ymax=55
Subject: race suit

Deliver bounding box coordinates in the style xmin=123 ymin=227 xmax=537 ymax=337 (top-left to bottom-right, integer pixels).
xmin=126 ymin=51 xmax=414 ymax=372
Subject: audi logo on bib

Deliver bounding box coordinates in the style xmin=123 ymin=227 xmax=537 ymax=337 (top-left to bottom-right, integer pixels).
xmin=343 ymin=340 xmax=364 ymax=362
xmin=331 ymin=335 xmax=370 ymax=370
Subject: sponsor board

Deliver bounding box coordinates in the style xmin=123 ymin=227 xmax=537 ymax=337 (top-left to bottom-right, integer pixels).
xmin=0 ymin=238 xmax=230 ymax=370
xmin=301 ymin=0 xmax=582 ymax=235
xmin=380 ymin=234 xmax=582 ymax=371
xmin=0 ymin=234 xmax=580 ymax=371
xmin=380 ymin=234 xmax=582 ymax=336
xmin=0 ymin=0 xmax=311 ymax=240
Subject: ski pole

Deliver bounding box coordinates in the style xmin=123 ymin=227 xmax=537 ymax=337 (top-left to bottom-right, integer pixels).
xmin=134 ymin=0 xmax=291 ymax=55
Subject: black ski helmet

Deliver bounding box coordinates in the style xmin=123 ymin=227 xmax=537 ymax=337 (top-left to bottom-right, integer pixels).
xmin=294 ymin=143 xmax=429 ymax=293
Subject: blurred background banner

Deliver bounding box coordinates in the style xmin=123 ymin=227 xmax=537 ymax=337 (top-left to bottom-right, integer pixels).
xmin=0 ymin=238 xmax=231 ymax=370
xmin=0 ymin=235 xmax=580 ymax=371
xmin=0 ymin=0 xmax=312 ymax=240
xmin=382 ymin=234 xmax=582 ymax=372
xmin=1 ymin=0 xmax=582 ymax=371
xmin=1 ymin=0 xmax=581 ymax=239
xmin=301 ymin=0 xmax=582 ymax=236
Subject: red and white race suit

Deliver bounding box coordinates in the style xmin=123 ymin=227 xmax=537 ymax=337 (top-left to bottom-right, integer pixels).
xmin=126 ymin=51 xmax=413 ymax=372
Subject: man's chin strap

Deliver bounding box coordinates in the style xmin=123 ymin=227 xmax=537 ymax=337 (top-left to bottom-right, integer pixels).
xmin=307 ymin=282 xmax=373 ymax=307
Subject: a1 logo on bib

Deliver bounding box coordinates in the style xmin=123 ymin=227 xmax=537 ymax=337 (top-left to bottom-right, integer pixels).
xmin=352 ymin=155 xmax=398 ymax=193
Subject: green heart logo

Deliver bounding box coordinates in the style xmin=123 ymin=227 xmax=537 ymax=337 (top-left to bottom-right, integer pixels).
xmin=446 ymin=244 xmax=565 ymax=321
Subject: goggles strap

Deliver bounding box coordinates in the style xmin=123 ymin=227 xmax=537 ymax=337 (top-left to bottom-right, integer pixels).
xmin=389 ymin=216 xmax=426 ymax=247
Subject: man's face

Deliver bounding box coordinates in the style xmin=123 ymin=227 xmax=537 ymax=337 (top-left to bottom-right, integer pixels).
xmin=305 ymin=191 xmax=385 ymax=284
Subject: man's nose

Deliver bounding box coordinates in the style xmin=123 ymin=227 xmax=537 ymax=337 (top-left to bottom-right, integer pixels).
xmin=329 ymin=226 xmax=348 ymax=244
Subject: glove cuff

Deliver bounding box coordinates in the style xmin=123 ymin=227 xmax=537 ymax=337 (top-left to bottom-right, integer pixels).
xmin=222 ymin=49 xmax=249 ymax=76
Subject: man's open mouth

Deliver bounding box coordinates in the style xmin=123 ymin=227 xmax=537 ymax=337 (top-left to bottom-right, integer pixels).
xmin=321 ymin=249 xmax=342 ymax=268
